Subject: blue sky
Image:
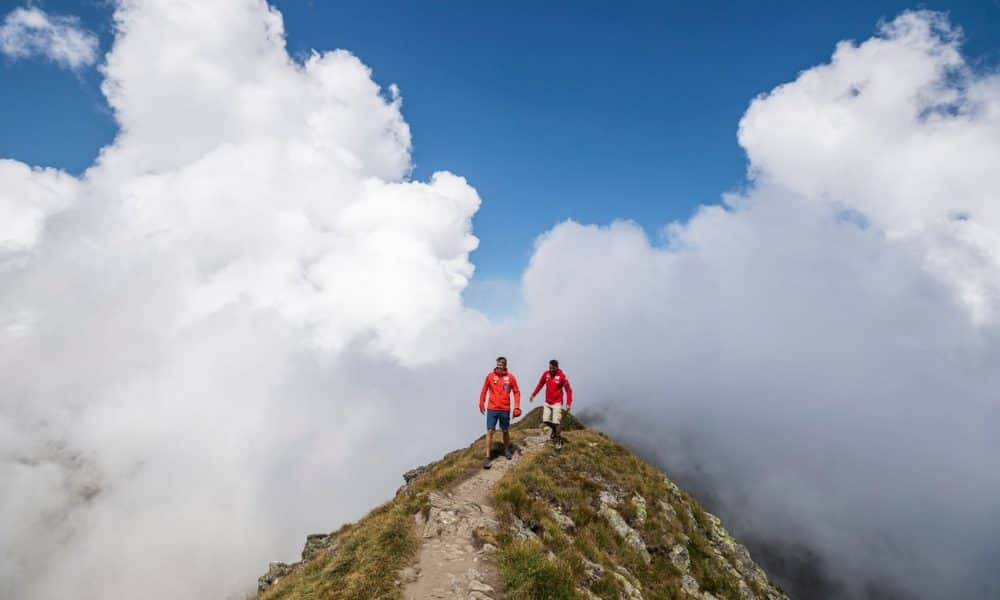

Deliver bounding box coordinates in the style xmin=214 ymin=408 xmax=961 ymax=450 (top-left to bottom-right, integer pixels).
xmin=2 ymin=0 xmax=998 ymax=287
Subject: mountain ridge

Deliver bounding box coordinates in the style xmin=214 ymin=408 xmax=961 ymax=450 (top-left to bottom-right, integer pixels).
xmin=252 ymin=407 xmax=788 ymax=599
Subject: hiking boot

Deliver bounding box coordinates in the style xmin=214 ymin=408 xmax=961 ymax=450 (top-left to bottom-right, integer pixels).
xmin=505 ymin=447 xmax=514 ymax=460
xmin=482 ymin=457 xmax=491 ymax=469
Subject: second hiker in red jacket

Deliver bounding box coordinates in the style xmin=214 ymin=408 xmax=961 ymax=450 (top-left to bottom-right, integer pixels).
xmin=529 ymin=359 xmax=573 ymax=448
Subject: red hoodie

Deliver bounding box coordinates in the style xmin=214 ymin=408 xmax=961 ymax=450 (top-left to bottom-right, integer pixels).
xmin=531 ymin=369 xmax=573 ymax=408
xmin=480 ymin=368 xmax=521 ymax=412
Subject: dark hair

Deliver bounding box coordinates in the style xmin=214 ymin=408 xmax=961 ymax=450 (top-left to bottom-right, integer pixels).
xmin=549 ymin=359 xmax=559 ymax=367
xmin=496 ymin=356 xmax=507 ymax=363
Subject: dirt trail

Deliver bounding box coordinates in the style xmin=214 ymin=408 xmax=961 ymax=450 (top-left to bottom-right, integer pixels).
xmin=399 ymin=429 xmax=551 ymax=600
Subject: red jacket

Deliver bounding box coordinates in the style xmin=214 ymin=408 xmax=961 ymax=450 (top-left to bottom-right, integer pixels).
xmin=531 ymin=369 xmax=573 ymax=408
xmin=480 ymin=368 xmax=521 ymax=412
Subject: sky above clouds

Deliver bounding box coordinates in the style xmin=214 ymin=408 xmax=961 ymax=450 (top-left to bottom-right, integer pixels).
xmin=2 ymin=2 xmax=1000 ymax=600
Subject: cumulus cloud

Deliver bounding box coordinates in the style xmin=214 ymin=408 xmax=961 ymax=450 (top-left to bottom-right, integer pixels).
xmin=1 ymin=1 xmax=485 ymax=598
xmin=506 ymin=11 xmax=1000 ymax=599
xmin=0 ymin=5 xmax=99 ymax=69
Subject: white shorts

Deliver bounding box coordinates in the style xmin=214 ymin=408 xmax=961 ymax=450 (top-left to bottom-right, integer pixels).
xmin=542 ymin=403 xmax=563 ymax=425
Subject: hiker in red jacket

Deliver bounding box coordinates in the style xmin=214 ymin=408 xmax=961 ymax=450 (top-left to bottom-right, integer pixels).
xmin=529 ymin=359 xmax=573 ymax=449
xmin=479 ymin=356 xmax=521 ymax=469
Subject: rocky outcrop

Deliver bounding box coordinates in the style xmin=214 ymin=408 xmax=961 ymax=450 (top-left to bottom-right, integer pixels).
xmin=395 ymin=463 xmax=432 ymax=496
xmin=257 ymin=562 xmax=292 ymax=593
xmin=659 ymin=477 xmax=786 ymax=600
xmin=255 ymin=530 xmax=340 ymax=591
xmin=598 ymin=490 xmax=652 ymax=564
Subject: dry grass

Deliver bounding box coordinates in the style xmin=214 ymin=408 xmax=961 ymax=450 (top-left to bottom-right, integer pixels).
xmin=254 ymin=409 xmax=548 ymax=600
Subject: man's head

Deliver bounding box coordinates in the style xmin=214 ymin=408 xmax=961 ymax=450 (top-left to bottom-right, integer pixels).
xmin=496 ymin=356 xmax=508 ymax=372
xmin=549 ymin=359 xmax=559 ymax=374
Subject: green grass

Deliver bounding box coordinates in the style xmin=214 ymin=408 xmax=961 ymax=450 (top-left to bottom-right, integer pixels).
xmin=499 ymin=540 xmax=578 ymax=600
xmin=489 ymin=422 xmax=773 ymax=599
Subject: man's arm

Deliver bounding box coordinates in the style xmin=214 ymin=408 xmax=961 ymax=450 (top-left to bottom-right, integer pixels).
xmin=479 ymin=375 xmax=489 ymax=414
xmin=564 ymin=377 xmax=573 ymax=410
xmin=511 ymin=374 xmax=521 ymax=410
xmin=529 ymin=373 xmax=545 ymax=401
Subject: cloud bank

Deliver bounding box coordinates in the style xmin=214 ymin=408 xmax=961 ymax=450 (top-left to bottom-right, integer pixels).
xmin=0 ymin=5 xmax=99 ymax=70
xmin=2 ymin=3 xmax=999 ymax=600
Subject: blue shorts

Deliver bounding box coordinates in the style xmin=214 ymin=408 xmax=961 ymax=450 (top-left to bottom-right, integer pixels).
xmin=486 ymin=409 xmax=510 ymax=431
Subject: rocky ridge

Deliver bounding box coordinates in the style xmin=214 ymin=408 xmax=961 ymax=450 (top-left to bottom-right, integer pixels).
xmin=253 ymin=408 xmax=787 ymax=599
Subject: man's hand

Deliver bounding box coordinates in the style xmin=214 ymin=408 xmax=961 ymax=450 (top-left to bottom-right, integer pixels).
xmin=479 ymin=406 xmax=485 ymax=415
xmin=565 ymin=406 xmax=571 ymax=413
xmin=529 ymin=395 xmax=535 ymax=403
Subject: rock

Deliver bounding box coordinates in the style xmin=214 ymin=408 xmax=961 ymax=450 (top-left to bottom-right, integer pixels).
xmin=669 ymin=544 xmax=690 ymax=571
xmin=511 ymin=515 xmax=537 ymax=540
xmin=658 ymin=499 xmax=679 ymax=523
xmin=598 ymin=502 xmax=651 ymax=563
xmin=468 ymin=592 xmax=493 ymax=600
xmin=468 ymin=579 xmax=494 ymax=592
xmin=631 ymin=494 xmax=648 ymax=526
xmin=301 ymin=533 xmax=334 ymax=561
xmin=404 ymin=464 xmax=430 ymax=484
xmin=395 ymin=463 xmax=432 ymax=495
xmin=257 ymin=561 xmax=292 ymax=593
xmin=599 ymin=490 xmax=620 ymax=507
xmin=550 ymin=506 xmax=575 ymax=531
xmin=681 ymin=573 xmax=700 ymax=596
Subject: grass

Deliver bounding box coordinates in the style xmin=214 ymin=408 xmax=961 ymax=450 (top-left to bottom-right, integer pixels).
xmin=489 ymin=420 xmax=773 ymax=599
xmin=254 ymin=407 xmax=782 ymax=599
xmin=499 ymin=540 xmax=578 ymax=600
xmin=254 ymin=408 xmax=552 ymax=600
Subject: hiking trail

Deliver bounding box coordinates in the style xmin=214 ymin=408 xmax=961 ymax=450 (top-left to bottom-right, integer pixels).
xmin=399 ymin=428 xmax=551 ymax=600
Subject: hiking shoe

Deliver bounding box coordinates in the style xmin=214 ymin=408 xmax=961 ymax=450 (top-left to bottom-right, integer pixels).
xmin=555 ymin=437 xmax=564 ymax=451
xmin=482 ymin=458 xmax=491 ymax=469
xmin=505 ymin=447 xmax=514 ymax=460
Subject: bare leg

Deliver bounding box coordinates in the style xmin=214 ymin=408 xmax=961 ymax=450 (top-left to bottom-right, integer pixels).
xmin=485 ymin=429 xmax=493 ymax=459
xmin=503 ymin=429 xmax=510 ymax=451
xmin=554 ymin=423 xmax=562 ymax=440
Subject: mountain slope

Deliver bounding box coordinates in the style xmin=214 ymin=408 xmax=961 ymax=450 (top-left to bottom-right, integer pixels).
xmin=253 ymin=408 xmax=787 ymax=599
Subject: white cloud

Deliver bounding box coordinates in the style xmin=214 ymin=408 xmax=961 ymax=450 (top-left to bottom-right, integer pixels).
xmin=0 ymin=6 xmax=99 ymax=69
xmin=0 ymin=1 xmax=484 ymax=599
xmin=0 ymin=159 xmax=79 ymax=253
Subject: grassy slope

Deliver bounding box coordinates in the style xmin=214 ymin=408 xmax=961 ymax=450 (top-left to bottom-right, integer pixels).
xmin=254 ymin=410 xmax=556 ymax=600
xmin=254 ymin=408 xmax=782 ymax=599
xmin=491 ymin=426 xmax=785 ymax=599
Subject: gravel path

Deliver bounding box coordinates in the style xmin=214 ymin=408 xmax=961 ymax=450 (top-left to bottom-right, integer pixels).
xmin=400 ymin=429 xmax=551 ymax=600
